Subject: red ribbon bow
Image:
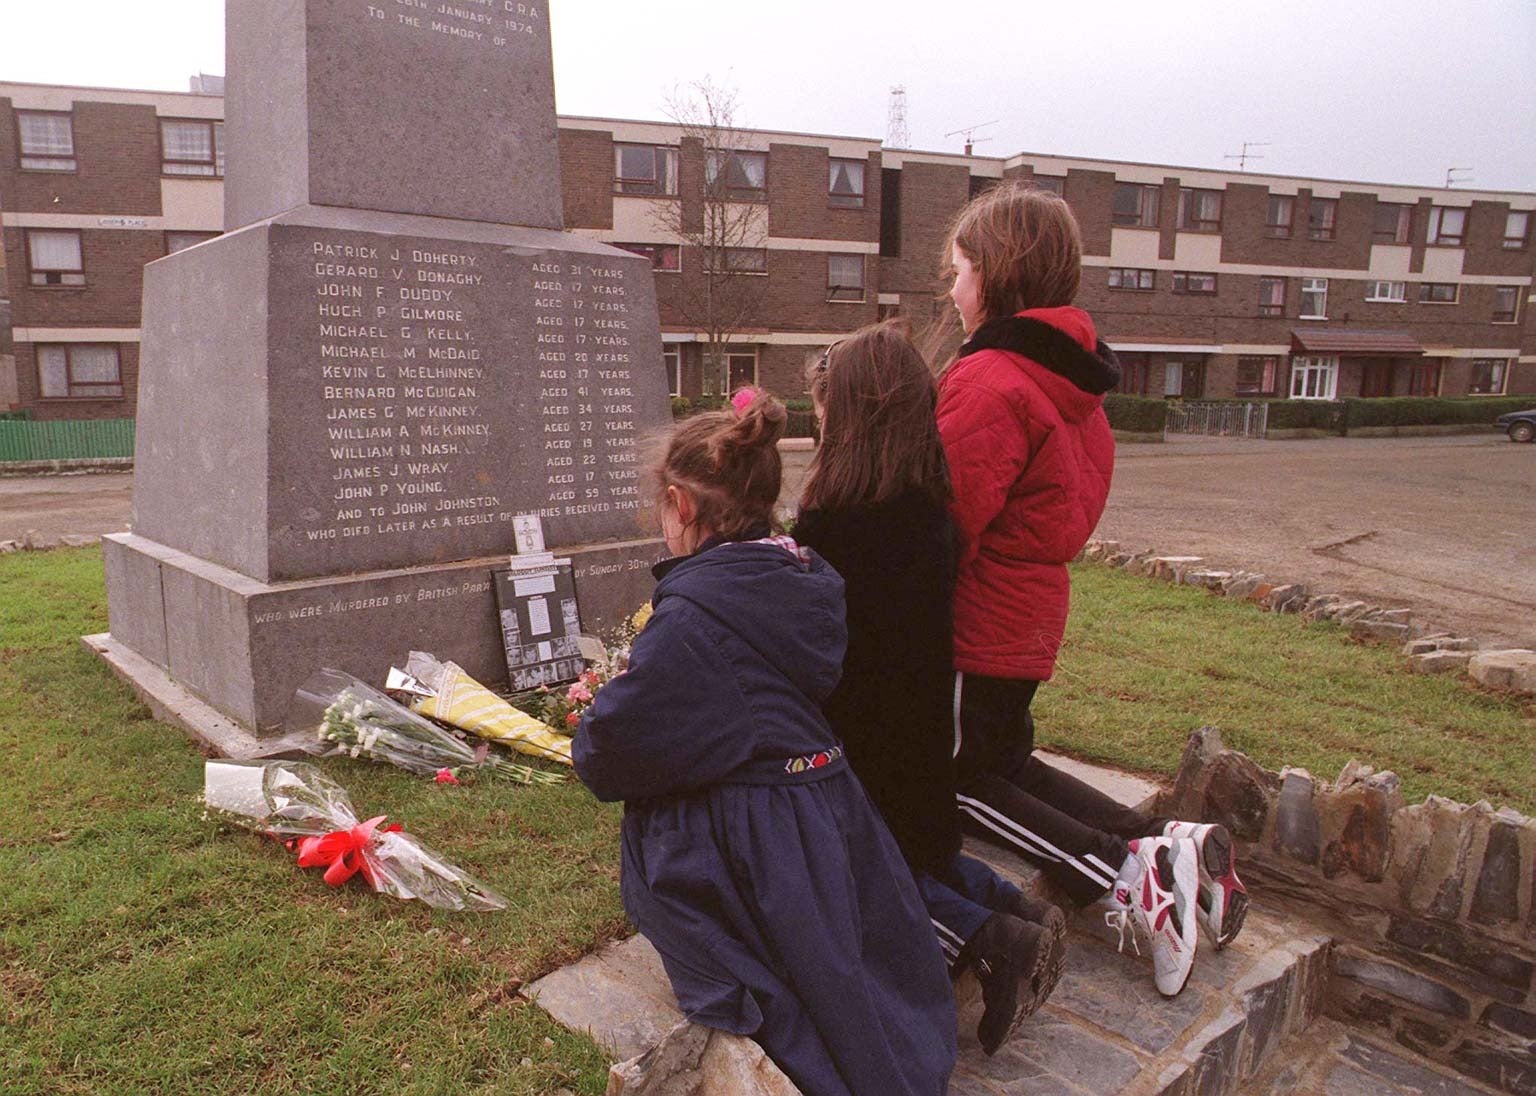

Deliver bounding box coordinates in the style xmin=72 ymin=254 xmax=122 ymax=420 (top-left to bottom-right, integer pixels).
xmin=294 ymin=815 xmax=402 ymax=888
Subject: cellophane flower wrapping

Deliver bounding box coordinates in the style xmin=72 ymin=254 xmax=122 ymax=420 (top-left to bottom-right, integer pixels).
xmin=289 ymin=668 xmax=565 ymax=786
xmin=203 ymin=759 xmax=506 ymax=911
xmin=401 ymin=651 xmax=572 ymax=766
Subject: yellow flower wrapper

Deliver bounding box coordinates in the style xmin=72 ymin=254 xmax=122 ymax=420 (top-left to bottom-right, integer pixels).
xmin=401 ymin=651 xmax=573 ymax=766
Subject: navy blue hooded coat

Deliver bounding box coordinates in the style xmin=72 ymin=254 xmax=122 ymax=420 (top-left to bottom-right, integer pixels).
xmin=574 ymin=536 xmax=957 ymax=1096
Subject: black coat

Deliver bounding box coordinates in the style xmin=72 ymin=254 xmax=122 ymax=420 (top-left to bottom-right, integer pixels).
xmin=795 ymin=491 xmax=963 ymax=874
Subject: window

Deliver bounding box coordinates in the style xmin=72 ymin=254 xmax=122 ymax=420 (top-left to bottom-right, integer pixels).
xmin=1258 ymin=276 xmax=1286 ymax=316
xmin=1492 ymin=286 xmax=1520 ymax=324
xmin=1408 ymin=361 xmax=1441 ymax=397
xmin=1266 ymin=195 xmax=1294 ymax=237
xmin=1236 ymin=355 xmax=1279 ymax=396
xmin=160 ymin=119 xmax=223 ymax=176
xmin=1027 ymin=174 xmax=1064 ymax=195
xmin=17 ymin=110 xmax=75 ymax=171
xmin=1172 ymin=271 xmax=1217 ymax=295
xmin=165 ymin=231 xmax=218 ymax=255
xmin=1308 ymin=198 xmax=1338 ymax=241
xmin=614 ymin=144 xmax=677 ymax=196
xmin=705 ymin=247 xmax=767 ymax=274
xmin=705 ymin=149 xmax=767 ymax=198
xmin=829 ymin=158 xmax=865 ymax=208
xmin=1178 ymin=187 xmax=1222 ymax=232
xmin=27 ymin=230 xmax=84 ymax=286
xmin=1469 ymin=358 xmax=1508 ymax=396
xmin=827 ymin=254 xmax=865 ymax=301
xmin=1111 ymin=183 xmax=1159 ymax=228
xmin=1504 ymin=211 xmax=1530 ymax=250
xmin=1426 ymin=207 xmax=1466 ymax=246
xmin=1365 ymin=281 xmax=1406 ymax=303
xmin=662 ymin=346 xmax=681 ymax=397
xmin=615 ymin=242 xmax=682 ymax=272
xmin=1299 ymin=277 xmax=1327 ymax=319
xmin=1290 ymin=355 xmax=1338 ymax=400
xmin=1115 ymin=353 xmax=1151 ymax=396
xmin=1418 ymin=282 xmax=1459 ymax=304
xmin=1107 ymin=267 xmax=1155 ymax=290
xmin=1373 ymin=202 xmax=1412 ymax=243
xmin=37 ymin=344 xmax=123 ymax=399
xmin=715 ymin=351 xmax=757 ymax=392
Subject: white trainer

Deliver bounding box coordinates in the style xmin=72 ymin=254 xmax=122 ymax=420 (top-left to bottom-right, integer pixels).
xmin=1163 ymin=821 xmax=1249 ymax=950
xmin=1104 ymin=836 xmax=1200 ymax=997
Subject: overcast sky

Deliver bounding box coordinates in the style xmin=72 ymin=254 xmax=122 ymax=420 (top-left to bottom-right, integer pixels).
xmin=2 ymin=0 xmax=1532 ymax=191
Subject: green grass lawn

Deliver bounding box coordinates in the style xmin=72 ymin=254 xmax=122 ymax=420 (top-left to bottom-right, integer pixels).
xmin=1040 ymin=563 xmax=1536 ymax=813
xmin=2 ymin=548 xmax=1531 ymax=1095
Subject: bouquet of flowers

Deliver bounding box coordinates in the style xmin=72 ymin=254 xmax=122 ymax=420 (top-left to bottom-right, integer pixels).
xmin=202 ymin=759 xmax=506 ymax=911
xmin=289 ymin=668 xmax=565 ymax=786
xmin=393 ymin=651 xmax=572 ymax=766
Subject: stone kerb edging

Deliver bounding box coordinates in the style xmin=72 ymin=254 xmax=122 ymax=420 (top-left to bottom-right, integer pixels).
xmin=1164 ymin=726 xmax=1536 ymax=1093
xmin=0 ymin=531 xmax=101 ymax=553
xmin=1079 ymin=539 xmax=1536 ymax=698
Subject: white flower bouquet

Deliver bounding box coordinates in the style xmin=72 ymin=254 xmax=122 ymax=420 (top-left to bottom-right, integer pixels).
xmin=202 ymin=759 xmax=506 ymax=911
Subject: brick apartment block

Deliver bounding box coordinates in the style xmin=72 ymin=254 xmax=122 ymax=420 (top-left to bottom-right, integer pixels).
xmin=1 ymin=79 xmax=1533 ymax=420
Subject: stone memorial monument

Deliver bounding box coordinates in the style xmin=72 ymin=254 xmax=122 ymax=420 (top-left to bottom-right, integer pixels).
xmin=91 ymin=0 xmax=671 ymax=751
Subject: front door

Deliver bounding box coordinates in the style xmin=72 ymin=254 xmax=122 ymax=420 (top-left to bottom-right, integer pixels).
xmin=1360 ymin=359 xmax=1393 ymax=398
xmin=1408 ymin=360 xmax=1441 ymax=396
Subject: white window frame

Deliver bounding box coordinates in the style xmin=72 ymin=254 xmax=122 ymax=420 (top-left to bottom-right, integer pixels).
xmin=17 ymin=110 xmax=76 ymax=172
xmin=1503 ymin=211 xmax=1530 ymax=250
xmin=1365 ymin=281 xmax=1406 ymax=303
xmin=1299 ymin=277 xmax=1328 ymax=320
xmin=662 ymin=346 xmax=682 ymax=398
xmin=1468 ymin=358 xmax=1508 ymax=396
xmin=1107 ymin=267 xmax=1155 ymax=291
xmin=1290 ymin=355 xmax=1338 ymax=400
xmin=1427 ymin=206 xmax=1467 ymax=247
xmin=1492 ymin=286 xmax=1520 ymax=324
xmin=613 ymin=144 xmax=679 ymax=196
xmin=828 ymin=158 xmax=866 ymax=208
xmin=1112 ymin=183 xmax=1159 ymax=228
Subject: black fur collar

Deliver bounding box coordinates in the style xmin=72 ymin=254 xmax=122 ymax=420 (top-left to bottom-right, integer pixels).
xmin=959 ymin=316 xmax=1122 ymax=396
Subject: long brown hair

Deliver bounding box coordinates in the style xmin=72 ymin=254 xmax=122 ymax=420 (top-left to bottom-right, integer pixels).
xmin=654 ymin=388 xmax=787 ymax=540
xmin=944 ymin=182 xmax=1082 ymax=326
xmin=800 ymin=321 xmax=949 ymax=513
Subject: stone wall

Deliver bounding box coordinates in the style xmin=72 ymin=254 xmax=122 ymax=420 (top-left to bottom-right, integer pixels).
xmin=1164 ymin=726 xmax=1536 ymax=1094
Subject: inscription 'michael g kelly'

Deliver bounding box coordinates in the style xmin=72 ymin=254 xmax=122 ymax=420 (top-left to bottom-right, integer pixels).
xmin=362 ymin=0 xmax=540 ymax=46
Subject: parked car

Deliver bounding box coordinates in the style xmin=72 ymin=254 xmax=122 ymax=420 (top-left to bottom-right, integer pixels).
xmin=1495 ymin=408 xmax=1536 ymax=443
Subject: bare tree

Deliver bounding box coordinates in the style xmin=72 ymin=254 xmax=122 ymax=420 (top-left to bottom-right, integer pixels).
xmin=655 ymin=77 xmax=768 ymax=397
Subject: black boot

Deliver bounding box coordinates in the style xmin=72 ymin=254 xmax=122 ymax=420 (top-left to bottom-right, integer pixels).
xmin=997 ymin=891 xmax=1068 ymax=987
xmin=960 ymin=912 xmax=1064 ymax=1056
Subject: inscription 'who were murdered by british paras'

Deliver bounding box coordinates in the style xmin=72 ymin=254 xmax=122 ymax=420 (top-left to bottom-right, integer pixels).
xmin=295 ymin=231 xmax=646 ymax=552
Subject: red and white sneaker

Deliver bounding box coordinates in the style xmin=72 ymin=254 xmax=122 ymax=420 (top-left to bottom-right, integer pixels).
xmin=1104 ymin=836 xmax=1199 ymax=997
xmin=1163 ymin=821 xmax=1249 ymax=950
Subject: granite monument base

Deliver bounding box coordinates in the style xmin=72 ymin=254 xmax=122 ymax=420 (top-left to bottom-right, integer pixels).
xmin=100 ymin=531 xmax=664 ymax=739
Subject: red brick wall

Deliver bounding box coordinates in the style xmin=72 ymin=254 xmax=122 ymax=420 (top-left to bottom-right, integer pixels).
xmin=1065 ymin=169 xmax=1115 ymax=257
xmin=1 ymin=99 xmax=162 ymax=216
xmin=765 ymin=144 xmax=880 ymax=243
xmin=5 ymin=227 xmax=162 ymax=328
xmin=1461 ymin=200 xmax=1535 ymax=278
xmin=556 ymin=128 xmax=613 ymax=230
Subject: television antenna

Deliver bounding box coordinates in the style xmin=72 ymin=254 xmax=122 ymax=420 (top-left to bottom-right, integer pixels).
xmin=945 ymin=119 xmax=998 ymax=156
xmin=1223 ymin=141 xmax=1270 ymax=171
xmin=1445 ymin=167 xmax=1473 ymax=188
xmin=887 ymin=86 xmax=910 ymax=149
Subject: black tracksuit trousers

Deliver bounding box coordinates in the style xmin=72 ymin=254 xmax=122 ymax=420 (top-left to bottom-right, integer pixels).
xmin=953 ymin=672 xmax=1163 ymax=906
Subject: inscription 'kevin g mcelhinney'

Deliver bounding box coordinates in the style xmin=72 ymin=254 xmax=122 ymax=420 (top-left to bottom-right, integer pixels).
xmin=294 ymin=234 xmax=644 ymax=549
xmin=363 ymin=0 xmax=542 ymax=47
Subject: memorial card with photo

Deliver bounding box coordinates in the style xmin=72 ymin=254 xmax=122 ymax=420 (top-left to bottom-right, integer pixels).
xmin=493 ymin=565 xmax=585 ymax=690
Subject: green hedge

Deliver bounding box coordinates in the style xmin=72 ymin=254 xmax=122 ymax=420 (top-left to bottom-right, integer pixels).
xmin=1266 ymin=400 xmax=1347 ymax=433
xmin=1342 ymin=396 xmax=1535 ymax=429
xmin=1102 ymin=394 xmax=1168 ymax=434
xmin=670 ymin=395 xmax=818 ymax=438
xmin=0 ymin=410 xmax=30 ymax=422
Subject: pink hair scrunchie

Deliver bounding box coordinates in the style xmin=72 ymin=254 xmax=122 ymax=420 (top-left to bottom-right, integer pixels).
xmin=730 ymin=387 xmax=759 ymax=418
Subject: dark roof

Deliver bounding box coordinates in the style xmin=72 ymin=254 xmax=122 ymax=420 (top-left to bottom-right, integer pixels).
xmin=1291 ymin=328 xmax=1423 ymax=355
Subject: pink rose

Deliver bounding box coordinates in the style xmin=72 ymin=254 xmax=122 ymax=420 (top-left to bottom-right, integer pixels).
xmin=566 ymin=682 xmax=593 ymax=704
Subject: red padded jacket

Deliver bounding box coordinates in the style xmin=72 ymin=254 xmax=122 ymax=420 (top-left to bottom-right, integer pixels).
xmin=936 ymin=306 xmax=1119 ymax=681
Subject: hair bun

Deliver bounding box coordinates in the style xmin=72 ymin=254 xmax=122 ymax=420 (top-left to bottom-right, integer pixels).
xmin=709 ymin=387 xmax=785 ymax=466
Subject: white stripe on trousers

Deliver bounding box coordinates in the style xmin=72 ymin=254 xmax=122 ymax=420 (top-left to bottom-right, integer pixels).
xmin=957 ymin=792 xmax=1117 ymax=891
xmin=931 ymin=918 xmax=963 ymax=961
